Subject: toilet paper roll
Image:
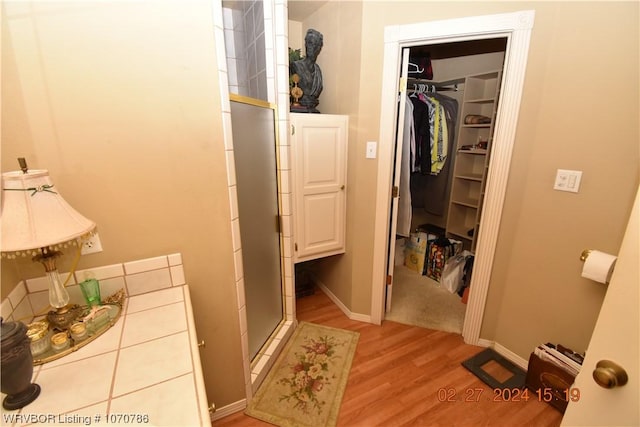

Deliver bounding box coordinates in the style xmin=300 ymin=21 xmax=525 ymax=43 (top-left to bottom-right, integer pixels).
xmin=581 ymin=250 xmax=617 ymax=284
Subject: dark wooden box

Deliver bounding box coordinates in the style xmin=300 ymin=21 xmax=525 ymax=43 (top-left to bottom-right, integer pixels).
xmin=525 ymin=353 xmax=576 ymax=413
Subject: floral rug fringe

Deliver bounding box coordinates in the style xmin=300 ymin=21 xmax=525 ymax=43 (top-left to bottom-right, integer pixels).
xmin=245 ymin=322 xmax=359 ymax=427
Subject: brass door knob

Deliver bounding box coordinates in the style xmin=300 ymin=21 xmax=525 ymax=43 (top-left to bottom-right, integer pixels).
xmin=592 ymin=360 xmax=628 ymax=389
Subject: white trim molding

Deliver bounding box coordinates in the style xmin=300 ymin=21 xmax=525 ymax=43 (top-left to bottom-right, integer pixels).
xmin=313 ymin=277 xmax=373 ymax=324
xmin=477 ymin=339 xmax=530 ymax=371
xmin=372 ymin=11 xmax=535 ymax=348
xmin=492 ymin=342 xmax=529 ymax=371
xmin=210 ymin=399 xmax=247 ymax=422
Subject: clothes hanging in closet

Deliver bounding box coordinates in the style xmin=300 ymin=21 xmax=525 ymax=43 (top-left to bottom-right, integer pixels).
xmin=396 ymin=96 xmax=414 ymax=237
xmin=408 ymin=91 xmax=458 ymax=216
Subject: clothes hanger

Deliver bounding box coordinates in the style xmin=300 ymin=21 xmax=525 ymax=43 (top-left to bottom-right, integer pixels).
xmin=408 ymin=62 xmax=424 ymax=74
xmin=410 ymin=84 xmax=418 ymax=97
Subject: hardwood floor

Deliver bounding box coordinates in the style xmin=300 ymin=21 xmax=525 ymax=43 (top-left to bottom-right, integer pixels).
xmin=212 ymin=288 xmax=564 ymax=426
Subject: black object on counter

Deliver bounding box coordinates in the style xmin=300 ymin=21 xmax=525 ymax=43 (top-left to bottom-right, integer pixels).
xmin=1 ymin=317 xmax=41 ymax=410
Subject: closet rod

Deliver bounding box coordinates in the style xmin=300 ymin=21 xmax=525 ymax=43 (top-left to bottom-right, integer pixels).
xmin=408 ymin=83 xmax=459 ymax=93
xmin=408 ymin=76 xmax=465 ymax=85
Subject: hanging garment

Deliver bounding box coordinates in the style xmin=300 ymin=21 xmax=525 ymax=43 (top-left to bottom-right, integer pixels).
xmin=417 ymin=92 xmax=449 ymax=175
xmin=423 ymin=93 xmax=458 ymax=215
xmin=432 ymin=99 xmax=448 ymax=174
xmin=427 ymin=95 xmax=443 ymax=174
xmin=410 ymin=92 xmax=458 ymax=215
xmin=397 ymin=96 xmax=414 ymax=237
xmin=409 ymin=96 xmax=430 ymax=173
xmin=417 ymin=93 xmax=438 ymax=174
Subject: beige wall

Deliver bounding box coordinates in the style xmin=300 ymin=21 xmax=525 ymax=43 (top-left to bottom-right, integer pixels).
xmin=295 ymin=1 xmax=639 ymax=359
xmin=1 ymin=1 xmax=245 ymax=408
xmin=288 ymin=20 xmax=303 ymax=51
xmin=289 ymin=1 xmax=366 ymax=309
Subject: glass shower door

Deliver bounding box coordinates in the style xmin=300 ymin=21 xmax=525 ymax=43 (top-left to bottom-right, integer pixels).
xmin=230 ymin=97 xmax=283 ymax=360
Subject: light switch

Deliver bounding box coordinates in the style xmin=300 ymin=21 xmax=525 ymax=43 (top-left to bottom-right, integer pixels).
xmin=366 ymin=141 xmax=377 ymax=159
xmin=554 ymin=169 xmax=583 ymax=193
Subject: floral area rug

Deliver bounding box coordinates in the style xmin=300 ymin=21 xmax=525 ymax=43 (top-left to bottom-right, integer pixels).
xmin=245 ymin=321 xmax=359 ymax=427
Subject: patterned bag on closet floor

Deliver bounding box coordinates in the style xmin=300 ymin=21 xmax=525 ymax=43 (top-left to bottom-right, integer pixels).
xmin=426 ymin=238 xmax=463 ymax=282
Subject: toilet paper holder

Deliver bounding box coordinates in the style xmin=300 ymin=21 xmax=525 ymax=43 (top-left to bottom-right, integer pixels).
xmin=580 ymin=249 xmax=591 ymax=262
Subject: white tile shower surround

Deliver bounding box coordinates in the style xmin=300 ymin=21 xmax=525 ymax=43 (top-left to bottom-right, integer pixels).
xmin=1 ymin=254 xmax=209 ymax=426
xmin=214 ymin=0 xmax=296 ymax=405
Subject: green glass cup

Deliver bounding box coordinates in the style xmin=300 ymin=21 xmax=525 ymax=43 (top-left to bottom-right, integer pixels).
xmin=79 ymin=279 xmax=101 ymax=307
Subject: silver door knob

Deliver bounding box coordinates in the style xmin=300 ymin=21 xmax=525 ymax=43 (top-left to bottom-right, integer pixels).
xmin=593 ymin=360 xmax=628 ymax=389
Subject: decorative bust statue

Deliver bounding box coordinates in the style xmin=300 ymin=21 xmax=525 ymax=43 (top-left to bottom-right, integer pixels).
xmin=290 ymin=29 xmax=324 ymax=113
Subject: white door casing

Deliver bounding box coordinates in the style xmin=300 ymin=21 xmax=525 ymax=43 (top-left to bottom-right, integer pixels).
xmin=372 ymin=10 xmax=535 ymax=346
xmin=561 ymin=186 xmax=639 ymax=426
xmin=291 ymin=113 xmax=348 ymax=263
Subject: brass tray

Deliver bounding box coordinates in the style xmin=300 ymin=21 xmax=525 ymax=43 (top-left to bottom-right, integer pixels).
xmin=32 ymin=303 xmax=122 ymax=365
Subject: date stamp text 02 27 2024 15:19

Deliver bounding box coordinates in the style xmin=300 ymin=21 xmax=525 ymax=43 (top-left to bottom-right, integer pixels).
xmin=437 ymin=387 xmax=581 ymax=403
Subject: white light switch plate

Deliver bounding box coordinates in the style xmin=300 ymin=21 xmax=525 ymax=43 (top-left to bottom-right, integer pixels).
xmin=554 ymin=169 xmax=583 ymax=193
xmin=366 ymin=141 xmax=377 ymax=159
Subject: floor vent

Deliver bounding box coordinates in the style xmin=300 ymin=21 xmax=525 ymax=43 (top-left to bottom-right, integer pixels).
xmin=462 ymin=348 xmax=526 ymax=390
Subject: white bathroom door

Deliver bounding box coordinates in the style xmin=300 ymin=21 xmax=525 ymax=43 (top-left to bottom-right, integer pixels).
xmin=561 ymin=186 xmax=639 ymax=426
xmin=384 ymin=48 xmax=411 ymax=312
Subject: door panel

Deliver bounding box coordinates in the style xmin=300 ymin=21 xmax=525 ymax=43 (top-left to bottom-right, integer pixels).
xmin=303 ymin=193 xmax=339 ymax=248
xmin=561 ymin=186 xmax=639 ymax=426
xmin=302 ymin=129 xmax=341 ymax=189
xmin=292 ymin=114 xmax=348 ymax=263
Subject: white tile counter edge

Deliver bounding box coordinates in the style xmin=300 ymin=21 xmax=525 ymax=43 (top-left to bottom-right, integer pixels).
xmin=1 ymin=285 xmax=210 ymax=427
xmin=183 ymin=286 xmax=211 ymax=425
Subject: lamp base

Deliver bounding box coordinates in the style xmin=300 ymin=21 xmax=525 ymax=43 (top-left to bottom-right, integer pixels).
xmin=2 ymin=383 xmax=41 ymax=411
xmin=47 ymin=304 xmax=83 ymax=331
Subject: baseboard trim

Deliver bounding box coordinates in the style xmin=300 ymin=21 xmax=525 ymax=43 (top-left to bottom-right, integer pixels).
xmin=477 ymin=339 xmax=529 ymax=371
xmin=313 ymin=278 xmax=372 ymax=323
xmin=493 ymin=342 xmax=528 ymax=370
xmin=477 ymin=338 xmax=493 ymax=348
xmin=210 ymin=399 xmax=246 ymax=422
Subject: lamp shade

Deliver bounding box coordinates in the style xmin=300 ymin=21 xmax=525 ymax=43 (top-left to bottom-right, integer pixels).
xmin=1 ymin=170 xmax=96 ymax=256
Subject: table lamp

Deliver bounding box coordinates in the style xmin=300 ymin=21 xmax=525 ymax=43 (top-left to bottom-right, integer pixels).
xmin=1 ymin=158 xmax=96 ymax=330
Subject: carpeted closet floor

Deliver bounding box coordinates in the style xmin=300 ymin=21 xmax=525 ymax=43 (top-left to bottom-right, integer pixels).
xmin=385 ymin=264 xmax=467 ymax=333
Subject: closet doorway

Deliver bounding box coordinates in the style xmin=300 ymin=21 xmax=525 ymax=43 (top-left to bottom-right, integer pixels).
xmin=386 ymin=39 xmax=507 ymax=334
xmin=371 ymin=11 xmax=535 ymax=346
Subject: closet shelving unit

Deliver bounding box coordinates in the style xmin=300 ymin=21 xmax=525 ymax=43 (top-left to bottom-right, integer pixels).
xmin=445 ymin=70 xmax=502 ymax=252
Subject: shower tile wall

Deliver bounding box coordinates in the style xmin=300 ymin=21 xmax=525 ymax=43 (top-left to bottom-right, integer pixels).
xmin=223 ymin=1 xmax=268 ymax=101
xmin=216 ymin=0 xmax=294 ymax=406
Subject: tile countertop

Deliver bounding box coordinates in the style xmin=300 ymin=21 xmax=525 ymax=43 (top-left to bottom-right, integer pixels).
xmin=1 ymin=286 xmax=210 ymax=427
